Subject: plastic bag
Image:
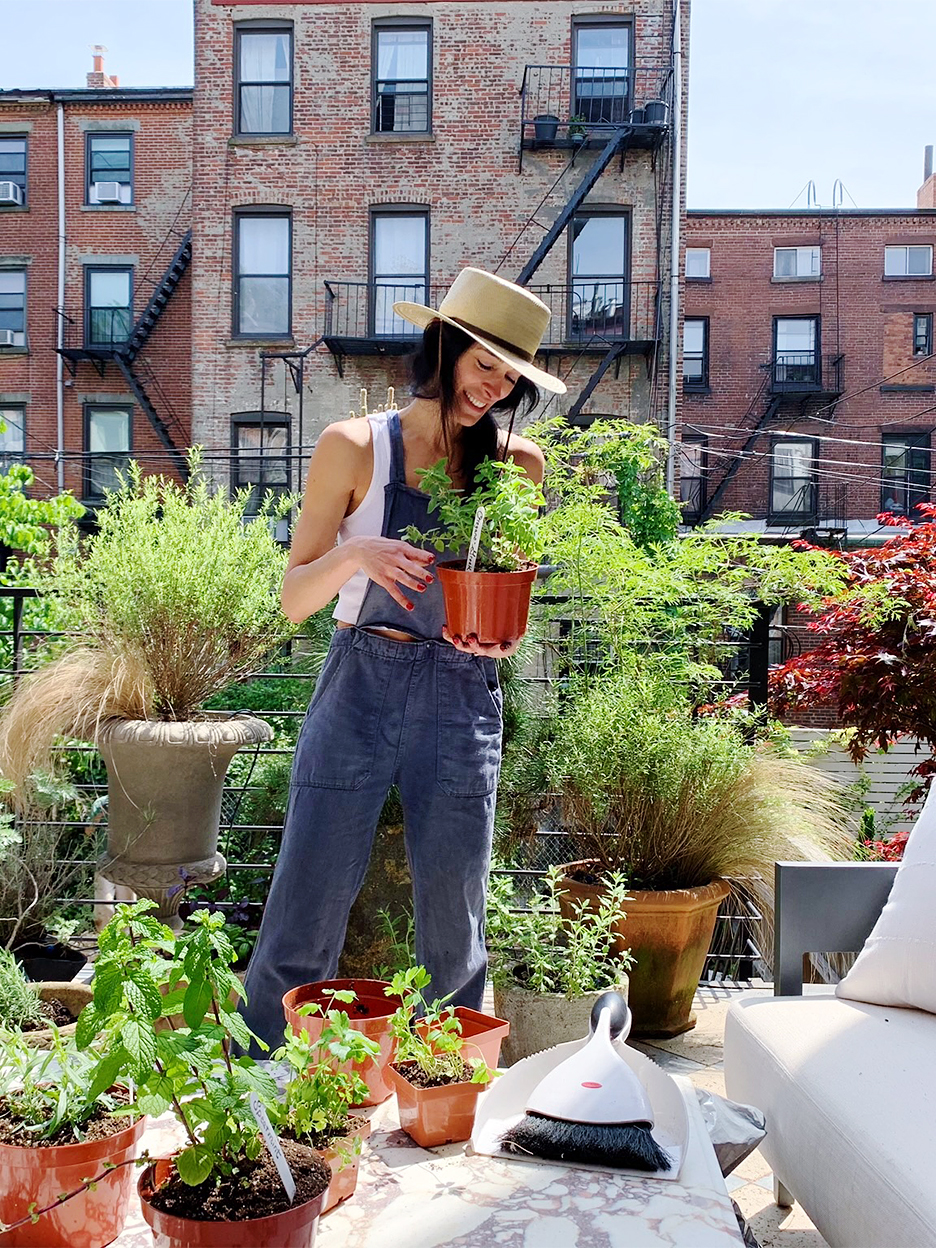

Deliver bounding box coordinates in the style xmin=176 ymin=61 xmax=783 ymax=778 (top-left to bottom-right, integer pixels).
xmin=695 ymin=1087 xmax=766 ymax=1176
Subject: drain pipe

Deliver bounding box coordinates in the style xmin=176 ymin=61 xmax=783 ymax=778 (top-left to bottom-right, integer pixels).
xmin=664 ymin=0 xmax=683 ymax=494
xmin=55 ymin=99 xmax=65 ymax=492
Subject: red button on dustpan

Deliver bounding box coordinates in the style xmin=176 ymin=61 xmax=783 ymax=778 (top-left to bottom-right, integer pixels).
xmin=581 ymin=1081 xmax=602 ymax=1088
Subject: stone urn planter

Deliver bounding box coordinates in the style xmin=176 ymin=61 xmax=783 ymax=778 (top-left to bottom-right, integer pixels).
xmin=558 ymin=862 xmax=730 ymax=1038
xmin=97 ymin=715 xmax=272 ymax=929
xmin=492 ymin=981 xmax=628 ymax=1066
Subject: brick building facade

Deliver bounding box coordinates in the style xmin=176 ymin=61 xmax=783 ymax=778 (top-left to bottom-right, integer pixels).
xmin=0 ymin=61 xmax=192 ymax=509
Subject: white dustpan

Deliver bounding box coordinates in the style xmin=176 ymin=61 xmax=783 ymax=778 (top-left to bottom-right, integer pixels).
xmin=472 ymin=995 xmax=688 ymax=1180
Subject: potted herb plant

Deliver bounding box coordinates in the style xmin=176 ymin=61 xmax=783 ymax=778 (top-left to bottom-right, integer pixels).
xmin=0 ymin=946 xmax=92 ymax=1049
xmin=383 ymin=967 xmax=493 ymax=1148
xmin=486 ymin=867 xmax=632 ymax=1065
xmin=404 ymin=456 xmax=544 ymax=646
xmin=0 ymin=455 xmax=295 ymax=928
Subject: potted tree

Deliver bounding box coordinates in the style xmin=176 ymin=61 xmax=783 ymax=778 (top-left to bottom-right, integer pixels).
xmin=486 ymin=867 xmax=632 ymax=1064
xmin=0 ymin=455 xmax=295 ymax=928
xmin=383 ymin=967 xmax=494 ymax=1148
xmin=404 ymin=456 xmax=544 ymax=646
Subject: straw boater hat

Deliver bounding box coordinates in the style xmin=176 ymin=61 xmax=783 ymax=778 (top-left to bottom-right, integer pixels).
xmin=393 ymin=268 xmax=567 ymax=395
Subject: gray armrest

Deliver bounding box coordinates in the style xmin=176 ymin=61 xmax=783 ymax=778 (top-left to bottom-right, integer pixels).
xmin=773 ymin=861 xmax=898 ymax=996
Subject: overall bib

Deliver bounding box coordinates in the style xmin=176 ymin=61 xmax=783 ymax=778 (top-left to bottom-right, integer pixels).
xmin=242 ymin=413 xmax=503 ymax=1052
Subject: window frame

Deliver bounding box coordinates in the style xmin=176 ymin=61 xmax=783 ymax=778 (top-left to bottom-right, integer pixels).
xmin=231 ymin=412 xmax=292 ymax=542
xmin=0 ymin=267 xmax=27 ymax=348
xmin=368 ymin=206 xmax=430 ymax=337
xmin=881 ymin=431 xmax=931 ymax=518
xmin=83 ymin=265 xmax=134 ymax=349
xmin=0 ymin=403 xmax=26 ymax=470
xmin=372 ymin=18 xmax=433 ymax=136
xmin=85 ymin=132 xmax=134 ymax=206
xmin=0 ymin=135 xmax=28 ymax=206
xmin=913 ymin=312 xmax=933 ymax=357
xmin=682 ymin=316 xmax=709 ymax=389
xmin=232 ymin=209 xmax=293 ymax=340
xmin=884 ymin=245 xmax=934 ymax=278
xmin=773 ymin=245 xmax=821 ymax=281
xmin=571 ymin=16 xmax=633 ymax=127
xmin=567 ymin=207 xmax=630 ymax=342
xmin=772 ymin=315 xmax=821 ymax=388
xmin=685 ymin=247 xmax=710 ymax=280
xmin=234 ymin=21 xmax=294 ymax=138
xmin=83 ymin=402 xmax=133 ymax=502
xmin=678 ymin=435 xmax=706 ymax=523
xmin=769 ymin=437 xmax=818 ymax=525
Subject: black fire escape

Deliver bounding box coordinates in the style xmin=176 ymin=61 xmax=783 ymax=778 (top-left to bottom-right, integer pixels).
xmin=56 ymin=229 xmax=192 ymax=481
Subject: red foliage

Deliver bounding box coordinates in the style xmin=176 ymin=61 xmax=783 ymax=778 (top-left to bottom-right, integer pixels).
xmin=858 ymin=830 xmax=910 ymax=862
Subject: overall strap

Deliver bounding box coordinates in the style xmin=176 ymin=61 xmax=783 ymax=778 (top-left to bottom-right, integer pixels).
xmin=386 ymin=411 xmax=407 ymax=485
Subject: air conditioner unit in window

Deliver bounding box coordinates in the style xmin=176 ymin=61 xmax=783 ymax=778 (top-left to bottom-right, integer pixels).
xmin=0 ymin=181 xmax=24 ymax=206
xmin=93 ymin=180 xmax=123 ymax=203
xmin=0 ymin=329 xmax=17 ymax=347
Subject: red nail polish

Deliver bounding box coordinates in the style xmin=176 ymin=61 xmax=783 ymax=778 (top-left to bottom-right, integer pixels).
xmin=406 ymin=602 xmax=414 ymax=611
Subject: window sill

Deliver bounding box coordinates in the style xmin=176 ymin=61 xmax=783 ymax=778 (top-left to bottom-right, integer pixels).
xmin=0 ymin=346 xmax=29 ymax=356
xmin=882 ymin=273 xmax=935 ymax=281
xmin=880 ymin=384 xmax=935 ymax=393
xmin=770 ymin=275 xmax=822 ymax=284
xmin=229 ymin=135 xmax=298 ymax=147
xmin=685 ymin=275 xmax=711 ymax=283
xmin=82 ymin=203 xmax=136 ymax=211
xmin=0 ymin=204 xmax=28 ymax=213
xmin=683 ymin=384 xmax=710 ymax=394
xmin=366 ymin=132 xmax=435 ymax=144
xmin=224 ymin=337 xmax=295 ymax=349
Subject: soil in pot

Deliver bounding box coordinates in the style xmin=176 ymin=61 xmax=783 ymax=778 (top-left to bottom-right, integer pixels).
xmin=385 ymin=1062 xmax=485 ymax=1148
xmin=436 ymin=561 xmax=537 ymax=646
xmin=20 ymin=982 xmax=93 ymax=1048
xmin=284 ymin=1116 xmax=371 ymax=1214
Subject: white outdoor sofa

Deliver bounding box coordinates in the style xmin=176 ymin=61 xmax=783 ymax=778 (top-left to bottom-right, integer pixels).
xmin=725 ymin=862 xmax=936 ymax=1248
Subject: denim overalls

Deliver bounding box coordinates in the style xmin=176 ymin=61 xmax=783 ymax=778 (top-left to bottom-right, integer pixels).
xmin=242 ymin=412 xmax=503 ymax=1052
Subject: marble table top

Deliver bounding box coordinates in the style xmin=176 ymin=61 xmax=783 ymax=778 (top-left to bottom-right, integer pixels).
xmin=112 ymin=1075 xmax=744 ymax=1247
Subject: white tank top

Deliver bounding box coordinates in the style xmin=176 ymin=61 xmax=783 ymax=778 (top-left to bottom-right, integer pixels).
xmin=332 ymin=411 xmax=393 ymax=625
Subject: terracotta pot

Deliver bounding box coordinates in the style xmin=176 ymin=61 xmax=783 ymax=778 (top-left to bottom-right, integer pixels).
xmin=0 ymin=1113 xmax=144 ymax=1248
xmin=385 ymin=1063 xmax=484 ymax=1148
xmin=320 ymin=1118 xmax=371 ymax=1214
xmin=138 ymin=1158 xmax=326 ymax=1248
xmin=21 ymin=981 xmax=93 ymax=1049
xmin=416 ymin=1006 xmax=510 ymax=1071
xmin=558 ymin=862 xmax=731 ymax=1038
xmin=436 ymin=560 xmax=537 ymax=645
xmin=282 ymin=978 xmax=398 ymax=1106
xmin=492 ymin=981 xmax=628 ymax=1066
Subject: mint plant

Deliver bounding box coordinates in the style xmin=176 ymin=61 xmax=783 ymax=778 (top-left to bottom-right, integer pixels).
xmin=386 ymin=967 xmax=492 ymax=1085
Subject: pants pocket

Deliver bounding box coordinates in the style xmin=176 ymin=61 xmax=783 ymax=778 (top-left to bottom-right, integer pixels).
xmin=436 ymin=660 xmax=502 ymax=798
xmin=292 ymin=644 xmax=381 ymax=791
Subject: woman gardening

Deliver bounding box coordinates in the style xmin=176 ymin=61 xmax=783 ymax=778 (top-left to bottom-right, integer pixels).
xmin=242 ymin=269 xmax=565 ymax=1051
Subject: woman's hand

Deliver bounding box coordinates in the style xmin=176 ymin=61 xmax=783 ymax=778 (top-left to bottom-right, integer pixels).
xmin=352 ymin=536 xmax=436 ymax=612
xmin=442 ymin=626 xmax=522 ymax=658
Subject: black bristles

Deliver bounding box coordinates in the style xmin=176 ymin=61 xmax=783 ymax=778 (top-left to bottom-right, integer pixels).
xmin=500 ymin=1112 xmax=672 ymax=1172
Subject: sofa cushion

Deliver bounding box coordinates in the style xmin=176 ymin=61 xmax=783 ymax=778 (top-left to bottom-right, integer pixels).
xmin=725 ymin=993 xmax=936 ymax=1248
xmin=837 ymin=784 xmax=936 ymax=1014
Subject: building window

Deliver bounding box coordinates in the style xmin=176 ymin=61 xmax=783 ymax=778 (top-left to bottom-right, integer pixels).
xmin=236 ymin=26 xmax=293 ymax=135
xmin=770 ymin=439 xmax=817 ymax=522
xmin=373 ymin=22 xmax=431 ymax=134
xmin=233 ymin=212 xmax=291 ymax=338
xmin=683 ymin=318 xmax=709 ymax=388
xmin=0 ymin=270 xmax=26 ymax=348
xmin=0 ymin=137 xmax=27 ymax=206
xmin=679 ymin=438 xmax=705 ymax=522
xmin=0 ymin=405 xmax=25 ymax=470
xmin=773 ymin=246 xmax=820 ymax=279
xmin=913 ymin=312 xmax=933 ymax=356
xmin=232 ymin=415 xmax=291 ymax=541
xmin=773 ymin=316 xmax=819 ymax=386
xmin=881 ymin=433 xmax=930 ymax=517
xmin=86 ymin=133 xmax=133 ymax=205
xmin=370 ymin=210 xmax=428 ymax=336
xmin=572 ymin=20 xmax=631 ymax=125
xmin=884 ymin=245 xmax=933 ymax=277
xmin=569 ymin=212 xmax=628 ymax=340
xmin=85 ymin=267 xmax=133 ymax=347
xmin=84 ymin=405 xmax=131 ymax=500
xmin=685 ymin=247 xmax=710 ymax=279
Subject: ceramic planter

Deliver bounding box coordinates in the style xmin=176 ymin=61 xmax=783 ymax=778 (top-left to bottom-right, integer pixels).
xmin=385 ymin=1063 xmax=484 ymax=1148
xmin=436 ymin=560 xmax=537 ymax=646
xmin=320 ymin=1118 xmax=371 ymax=1214
xmin=138 ymin=1158 xmax=327 ymax=1248
xmin=22 ymin=981 xmax=93 ymax=1049
xmin=558 ymin=862 xmax=731 ymax=1037
xmin=282 ymin=978 xmax=398 ymax=1106
xmin=0 ymin=1113 xmax=144 ymax=1248
xmin=492 ymin=981 xmax=628 ymax=1066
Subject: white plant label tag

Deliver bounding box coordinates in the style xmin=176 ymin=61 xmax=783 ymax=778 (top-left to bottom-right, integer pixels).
xmin=248 ymin=1093 xmax=296 ymax=1203
xmin=466 ymin=506 xmax=486 ymax=573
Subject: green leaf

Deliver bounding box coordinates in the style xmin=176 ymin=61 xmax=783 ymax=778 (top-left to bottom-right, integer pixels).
xmin=74 ymin=1005 xmax=103 ymax=1051
xmin=120 ymin=1019 xmax=157 ymax=1080
xmin=175 ymin=1144 xmax=215 ymax=1186
xmin=230 ymin=1060 xmax=278 ymax=1102
xmin=86 ymin=1049 xmax=125 ymax=1101
xmin=182 ymin=978 xmax=214 ymax=1030
xmin=220 ymin=1007 xmax=254 ymax=1052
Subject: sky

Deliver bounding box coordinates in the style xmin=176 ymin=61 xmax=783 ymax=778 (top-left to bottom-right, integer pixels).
xmin=0 ymin=0 xmax=933 ymax=212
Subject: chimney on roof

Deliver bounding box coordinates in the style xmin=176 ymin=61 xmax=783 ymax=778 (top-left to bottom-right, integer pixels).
xmin=87 ymin=45 xmax=119 ymax=89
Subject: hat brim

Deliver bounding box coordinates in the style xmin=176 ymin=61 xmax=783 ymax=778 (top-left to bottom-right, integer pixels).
xmin=392 ymin=300 xmax=567 ymax=395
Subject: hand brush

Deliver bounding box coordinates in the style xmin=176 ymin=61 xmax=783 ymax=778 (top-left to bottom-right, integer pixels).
xmin=499 ymin=991 xmax=672 ymax=1172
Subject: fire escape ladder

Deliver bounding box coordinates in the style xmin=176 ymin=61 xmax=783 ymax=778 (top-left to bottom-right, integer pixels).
xmin=114 ymin=355 xmax=189 ymax=480
xmin=515 ymin=128 xmax=632 ymax=286
xmin=697 ymin=377 xmax=779 ymax=523
xmin=565 ymin=343 xmax=629 ymax=425
xmin=125 ymin=229 xmax=193 ymax=361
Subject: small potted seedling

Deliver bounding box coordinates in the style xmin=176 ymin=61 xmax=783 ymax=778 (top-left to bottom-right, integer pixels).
xmin=383 ymin=967 xmax=494 ymax=1148
xmin=404 ymin=457 xmax=544 ymax=646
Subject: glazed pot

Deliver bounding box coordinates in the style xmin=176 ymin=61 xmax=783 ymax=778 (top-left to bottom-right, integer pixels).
xmin=558 ymin=862 xmax=731 ymax=1038
xmin=320 ymin=1118 xmax=371 ymax=1214
xmin=282 ymin=978 xmax=398 ymax=1106
xmin=385 ymin=1063 xmax=485 ymax=1149
xmin=492 ymin=981 xmax=628 ymax=1066
xmin=138 ymin=1158 xmax=327 ymax=1248
xmin=22 ymin=981 xmax=93 ymax=1049
xmin=436 ymin=560 xmax=537 ymax=646
xmin=13 ymin=942 xmax=87 ymax=983
xmin=0 ymin=1113 xmax=144 ymax=1248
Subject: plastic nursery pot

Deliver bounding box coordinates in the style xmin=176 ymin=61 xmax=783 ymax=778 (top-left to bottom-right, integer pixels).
xmin=320 ymin=1118 xmax=372 ymax=1215
xmin=385 ymin=1063 xmax=485 ymax=1149
xmin=436 ymin=560 xmax=538 ymax=646
xmin=13 ymin=942 xmax=87 ymax=983
xmin=22 ymin=981 xmax=94 ymax=1049
xmin=416 ymin=1006 xmax=510 ymax=1071
xmin=0 ymin=1114 xmax=145 ymax=1248
xmin=138 ymin=1158 xmax=327 ymax=1248
xmin=532 ymin=113 xmax=559 ymax=142
xmin=282 ymin=977 xmax=398 ymax=1107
